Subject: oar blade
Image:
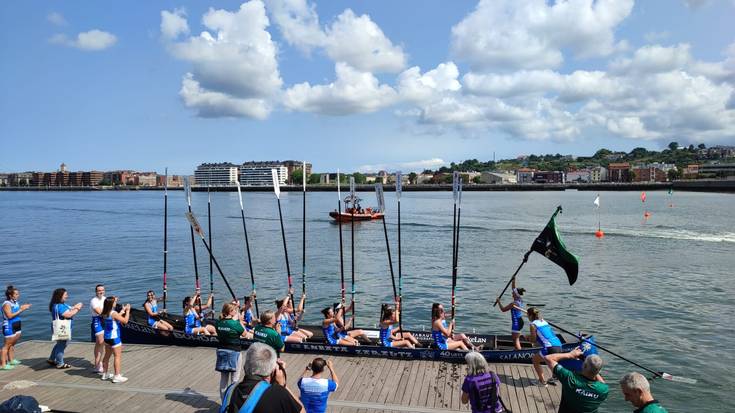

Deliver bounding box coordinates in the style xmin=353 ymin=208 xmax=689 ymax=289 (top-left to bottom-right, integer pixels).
xmin=661 ymin=373 xmax=697 ymax=384
xmin=185 ymin=212 xmax=205 ymax=239
xmin=184 ymin=177 xmax=193 ymax=207
xmin=337 ymin=169 xmax=341 ymax=200
xmin=349 ymin=176 xmax=356 ymax=205
xmin=395 ymin=171 xmax=403 ymax=200
xmin=271 ymin=169 xmax=281 ymax=199
xmin=375 ymin=183 xmax=385 ymax=213
xmin=236 ymin=179 xmax=244 ymax=210
xmin=302 ymin=161 xmax=307 ymax=191
xmin=452 ymin=171 xmax=459 ymax=203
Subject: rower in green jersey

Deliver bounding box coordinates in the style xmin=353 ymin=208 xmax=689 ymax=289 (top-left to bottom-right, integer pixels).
xmin=619 ymin=372 xmax=669 ymax=413
xmin=544 ymin=348 xmax=609 ymax=413
xmin=253 ymin=310 xmax=285 ymax=356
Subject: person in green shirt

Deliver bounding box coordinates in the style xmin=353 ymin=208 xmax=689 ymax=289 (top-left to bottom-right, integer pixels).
xmin=619 ymin=372 xmax=668 ymax=413
xmin=253 ymin=310 xmax=285 ymax=356
xmin=215 ymin=302 xmax=246 ymax=400
xmin=545 ymin=348 xmax=609 ymax=413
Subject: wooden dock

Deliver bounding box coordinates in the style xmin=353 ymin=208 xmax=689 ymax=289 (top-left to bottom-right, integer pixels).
xmin=0 ymin=341 xmax=561 ymax=412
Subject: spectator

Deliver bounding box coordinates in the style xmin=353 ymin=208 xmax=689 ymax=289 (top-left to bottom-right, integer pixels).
xmin=298 ymin=358 xmax=339 ymax=413
xmin=619 ymin=372 xmax=668 ymax=413
xmin=89 ymin=284 xmax=106 ymax=374
xmin=253 ymin=310 xmax=285 ymax=356
xmin=461 ymin=351 xmax=504 ymax=413
xmin=544 ymin=348 xmax=609 ymax=413
xmin=100 ymin=296 xmax=130 ymax=383
xmin=221 ymin=342 xmax=304 ymax=413
xmin=48 ymin=288 xmax=82 ymax=369
xmin=216 ymin=302 xmax=245 ymax=400
xmin=2 ymin=285 xmax=31 ymax=370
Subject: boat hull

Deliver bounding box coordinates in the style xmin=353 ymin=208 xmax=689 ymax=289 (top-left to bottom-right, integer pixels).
xmin=119 ymin=309 xmax=592 ymax=365
xmin=329 ymin=211 xmax=384 ymax=222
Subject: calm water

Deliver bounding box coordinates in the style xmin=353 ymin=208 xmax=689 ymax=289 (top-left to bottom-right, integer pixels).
xmin=1 ymin=190 xmax=733 ymax=411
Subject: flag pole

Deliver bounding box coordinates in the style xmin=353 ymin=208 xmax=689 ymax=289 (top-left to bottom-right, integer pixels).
xmin=272 ymin=169 xmax=295 ymax=310
xmin=337 ymin=170 xmax=345 ymax=304
xmin=236 ymin=179 xmax=259 ymax=317
xmin=162 ymin=168 xmax=168 ymax=311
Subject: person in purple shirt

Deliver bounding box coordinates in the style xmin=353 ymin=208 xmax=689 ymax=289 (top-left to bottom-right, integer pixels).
xmin=297 ymin=358 xmax=339 ymax=413
xmin=461 ymin=351 xmax=505 ymax=413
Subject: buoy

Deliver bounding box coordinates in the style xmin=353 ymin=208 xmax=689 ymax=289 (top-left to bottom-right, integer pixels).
xmin=644 ymin=211 xmax=651 ymax=218
xmin=595 ymin=230 xmax=604 ymax=238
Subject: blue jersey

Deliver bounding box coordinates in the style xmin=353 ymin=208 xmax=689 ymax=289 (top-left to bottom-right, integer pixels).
xmin=104 ymin=313 xmax=122 ymax=346
xmin=243 ymin=308 xmax=253 ymax=330
xmin=532 ymin=320 xmax=561 ymax=348
xmin=298 ymin=377 xmax=337 ymax=413
xmin=511 ymin=289 xmax=524 ymax=321
xmin=432 ymin=319 xmax=448 ymax=350
xmin=147 ymin=301 xmax=158 ymax=327
xmin=379 ymin=323 xmax=393 ymax=347
xmin=184 ymin=308 xmax=201 ymax=335
xmin=2 ymin=300 xmax=20 ymax=337
xmin=322 ymin=322 xmax=338 ymax=345
xmin=277 ymin=313 xmax=293 ymax=336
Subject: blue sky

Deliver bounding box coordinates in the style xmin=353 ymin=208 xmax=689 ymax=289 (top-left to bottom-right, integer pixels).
xmin=1 ymin=0 xmax=734 ymax=174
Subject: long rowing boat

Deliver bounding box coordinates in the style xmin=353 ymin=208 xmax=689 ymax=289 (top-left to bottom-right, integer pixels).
xmin=119 ymin=308 xmax=595 ymax=366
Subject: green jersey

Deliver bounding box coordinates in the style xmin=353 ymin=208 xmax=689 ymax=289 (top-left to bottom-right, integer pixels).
xmin=554 ymin=364 xmax=609 ymax=413
xmin=215 ymin=318 xmax=245 ymax=351
xmin=635 ymin=400 xmax=668 ymax=413
xmin=253 ymin=325 xmax=285 ymax=355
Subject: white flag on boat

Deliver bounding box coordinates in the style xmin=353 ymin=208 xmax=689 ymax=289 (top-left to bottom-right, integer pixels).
xmin=271 ymin=169 xmax=281 ymax=199
xmin=593 ymin=195 xmax=600 ymax=208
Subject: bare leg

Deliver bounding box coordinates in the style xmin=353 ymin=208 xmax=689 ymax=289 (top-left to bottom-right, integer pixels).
xmin=446 ymin=340 xmax=469 ymax=351
xmin=1 ymin=341 xmax=8 ymax=367
xmin=102 ymin=345 xmax=112 ymax=375
xmin=298 ymin=328 xmax=313 ymax=338
xmin=512 ymin=333 xmax=521 ymax=350
xmin=532 ymin=353 xmax=546 ymax=382
xmin=113 ymin=346 xmax=122 ymax=376
xmin=284 ymin=334 xmax=303 ymax=343
xmin=94 ymin=333 xmax=104 ymax=370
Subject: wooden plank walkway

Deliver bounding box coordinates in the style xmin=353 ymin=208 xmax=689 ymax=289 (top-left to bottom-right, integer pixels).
xmin=0 ymin=341 xmax=561 ymax=412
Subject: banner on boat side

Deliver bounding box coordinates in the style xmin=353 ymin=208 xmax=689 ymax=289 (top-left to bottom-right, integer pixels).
xmin=530 ymin=206 xmax=579 ymax=285
xmin=185 ymin=212 xmax=205 ymax=239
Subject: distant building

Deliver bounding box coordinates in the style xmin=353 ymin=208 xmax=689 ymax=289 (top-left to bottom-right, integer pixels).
xmin=239 ymin=163 xmax=287 ymax=186
xmin=566 ymin=170 xmax=591 ymax=183
xmin=416 ymin=173 xmax=434 ymax=184
xmin=532 ymin=171 xmax=564 ymax=184
xmin=0 ymin=174 xmax=8 ymax=186
xmin=320 ymin=173 xmax=338 ymax=185
xmin=280 ymin=160 xmax=312 ymax=184
xmin=682 ymin=164 xmax=700 ymax=179
xmin=699 ymin=163 xmax=735 ymax=178
xmin=479 ymin=172 xmax=517 ymax=184
xmin=607 ymin=163 xmax=631 ymax=182
xmin=136 ymin=172 xmax=158 ymax=187
xmin=195 ymin=163 xmax=239 ymax=186
xmin=10 ymin=172 xmax=33 ymax=186
xmin=605 ymin=153 xmax=625 ymax=161
xmin=632 ymin=166 xmax=668 ymax=182
xmin=156 ymin=175 xmax=185 ymax=187
xmin=516 ymin=168 xmax=536 ymax=184
xmin=590 ymin=166 xmax=607 ymax=183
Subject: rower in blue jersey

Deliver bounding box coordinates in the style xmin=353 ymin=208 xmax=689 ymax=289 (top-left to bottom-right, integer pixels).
xmin=431 ymin=303 xmax=469 ymax=351
xmin=2 ymin=285 xmax=31 ymax=370
xmin=240 ymin=294 xmax=256 ymax=332
xmin=100 ymin=296 xmax=131 ymax=383
xmin=182 ymin=293 xmax=216 ymax=336
xmin=275 ymin=288 xmax=313 ymax=343
xmin=321 ymin=305 xmax=358 ymax=346
xmin=333 ymin=300 xmax=369 ymax=343
xmin=143 ymin=290 xmax=173 ymax=332
xmin=527 ymin=307 xmax=562 ymax=386
xmin=496 ymin=277 xmax=526 ymax=350
xmin=379 ymin=303 xmax=419 ymax=349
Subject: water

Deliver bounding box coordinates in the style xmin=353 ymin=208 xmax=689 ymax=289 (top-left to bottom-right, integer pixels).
xmin=1 ymin=190 xmax=733 ymax=411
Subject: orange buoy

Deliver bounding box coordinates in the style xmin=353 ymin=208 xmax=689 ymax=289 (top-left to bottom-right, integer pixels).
xmin=644 ymin=211 xmax=651 ymax=218
xmin=595 ymin=230 xmax=604 ymax=238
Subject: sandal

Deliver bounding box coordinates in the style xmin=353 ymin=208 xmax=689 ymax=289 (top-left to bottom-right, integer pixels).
xmin=46 ymin=360 xmax=56 ymax=366
xmin=56 ymin=363 xmax=71 ymax=369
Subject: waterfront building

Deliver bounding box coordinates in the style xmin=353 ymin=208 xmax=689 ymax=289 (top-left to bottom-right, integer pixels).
xmin=590 ymin=166 xmax=607 ymax=183
xmin=238 ymin=162 xmax=287 ymax=186
xmin=516 ymin=168 xmax=536 ymax=183
xmin=9 ymin=173 xmax=33 ymax=186
xmin=480 ymin=172 xmax=517 ymax=184
xmin=532 ymin=171 xmax=564 ymax=184
xmin=699 ymin=163 xmax=735 ymax=178
xmin=195 ymin=163 xmax=239 ymax=186
xmin=607 ymin=163 xmax=631 ymax=182
xmin=632 ymin=166 xmax=668 ymax=182
xmin=683 ymin=164 xmax=700 ymax=179
xmin=136 ymin=172 xmax=158 ymax=187
xmin=0 ymin=174 xmax=8 ymax=186
xmin=280 ymin=160 xmax=312 ymax=184
xmin=566 ymin=170 xmax=592 ymax=183
xmin=416 ymin=173 xmax=434 ymax=184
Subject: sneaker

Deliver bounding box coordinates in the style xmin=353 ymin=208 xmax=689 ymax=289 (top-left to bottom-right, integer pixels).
xmin=10 ymin=359 xmax=21 ymax=366
xmin=532 ymin=379 xmax=547 ymax=387
xmin=546 ymin=378 xmax=558 ymax=386
xmin=101 ymin=373 xmax=113 ymax=380
xmin=111 ymin=375 xmax=128 ymax=384
xmin=1 ymin=364 xmax=14 ymax=370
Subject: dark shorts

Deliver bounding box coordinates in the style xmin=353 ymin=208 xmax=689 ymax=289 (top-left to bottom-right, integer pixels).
xmin=3 ymin=321 xmax=21 ymax=337
xmin=511 ymin=317 xmax=524 ymax=333
xmin=540 ymin=346 xmax=563 ymax=356
xmin=104 ymin=337 xmax=122 ymax=348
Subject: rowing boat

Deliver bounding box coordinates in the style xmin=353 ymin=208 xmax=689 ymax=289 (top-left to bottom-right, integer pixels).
xmin=119 ymin=309 xmax=595 ymax=366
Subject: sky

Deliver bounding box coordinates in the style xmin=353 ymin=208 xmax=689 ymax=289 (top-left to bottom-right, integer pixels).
xmin=1 ymin=0 xmax=734 ymax=175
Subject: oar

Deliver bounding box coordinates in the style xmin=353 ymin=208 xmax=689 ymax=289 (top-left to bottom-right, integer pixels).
xmin=162 ymin=167 xmax=168 ymax=311
xmin=492 ymin=252 xmax=531 ymax=307
xmin=207 ymin=173 xmax=214 ymax=312
xmin=396 ymin=171 xmax=404 ymax=339
xmin=272 ymin=169 xmax=296 ymax=310
xmin=184 ymin=178 xmax=202 ymax=314
xmin=236 ymin=179 xmax=259 ymax=316
xmin=519 ymin=308 xmax=697 ymax=384
xmin=301 ymin=161 xmax=307 ymax=302
xmin=185 ymin=211 xmax=238 ymax=302
xmin=337 ymin=170 xmax=345 ymax=304
xmin=451 ymin=172 xmax=458 ymax=314
xmin=451 ymin=172 xmax=461 ymax=321
xmin=349 ymin=176 xmax=356 ymax=326
xmin=376 ymin=183 xmax=397 ymax=301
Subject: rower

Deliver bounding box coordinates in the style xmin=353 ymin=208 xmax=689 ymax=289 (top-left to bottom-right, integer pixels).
xmin=321 ymin=306 xmax=359 ymax=346
xmin=527 ymin=307 xmax=562 ymax=386
xmin=495 ymin=277 xmax=525 ymax=350
xmin=431 ymin=303 xmax=470 ymax=351
xmin=275 ymin=289 xmax=312 ymax=343
xmin=379 ymin=303 xmax=419 ymax=349
xmin=182 ymin=293 xmax=216 ymax=336
xmin=240 ymin=294 xmax=256 ymax=332
xmin=333 ymin=300 xmax=369 ymax=343
xmin=144 ymin=290 xmax=173 ymax=332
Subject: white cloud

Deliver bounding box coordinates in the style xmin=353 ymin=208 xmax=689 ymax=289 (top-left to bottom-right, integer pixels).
xmin=284 ymin=62 xmax=397 ymax=115
xmin=160 ymin=9 xmax=189 ymax=40
xmin=179 ymin=73 xmax=271 ymax=119
xmin=265 ymin=0 xmax=325 ymax=53
xmin=397 ymin=62 xmax=461 ymax=103
xmin=357 ymin=158 xmax=446 ymax=173
xmin=451 ymin=0 xmax=634 ymax=70
xmin=47 ymin=12 xmax=67 ymax=26
xmin=50 ymin=30 xmax=117 ymax=51
xmin=163 ymin=1 xmax=282 ymax=118
xmin=611 ymin=43 xmax=692 ymax=74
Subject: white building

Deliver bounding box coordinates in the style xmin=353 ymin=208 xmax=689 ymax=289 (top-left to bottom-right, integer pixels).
xmin=195 ymin=163 xmax=239 ymax=187
xmin=480 ymin=172 xmax=517 ymax=184
xmin=566 ymin=170 xmax=592 ymax=183
xmin=239 ymin=164 xmax=287 ymax=186
xmin=590 ymin=166 xmax=607 ymax=183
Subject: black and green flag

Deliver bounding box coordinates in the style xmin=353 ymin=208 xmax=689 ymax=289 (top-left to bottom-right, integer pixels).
xmin=530 ymin=206 xmax=579 ymax=285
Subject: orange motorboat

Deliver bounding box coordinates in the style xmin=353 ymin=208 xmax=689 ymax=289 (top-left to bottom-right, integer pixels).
xmin=329 ymin=196 xmax=384 ymax=222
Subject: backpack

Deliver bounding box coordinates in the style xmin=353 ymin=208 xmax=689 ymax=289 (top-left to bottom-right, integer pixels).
xmin=220 ymin=381 xmax=271 ymax=413
xmin=469 ymin=373 xmax=499 ymax=412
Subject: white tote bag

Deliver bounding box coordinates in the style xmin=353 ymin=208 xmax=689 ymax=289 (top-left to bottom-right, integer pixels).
xmin=51 ymin=305 xmax=72 ymax=341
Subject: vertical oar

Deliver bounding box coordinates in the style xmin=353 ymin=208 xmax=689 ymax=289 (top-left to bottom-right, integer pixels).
xmin=301 ymin=161 xmax=307 ymax=301
xmin=349 ymin=176 xmax=356 ymax=325
xmin=376 ymin=183 xmax=396 ymax=300
xmin=162 ymin=168 xmax=168 ymax=310
xmin=337 ymin=170 xmax=345 ymax=304
xmin=236 ymin=180 xmax=258 ymax=316
xmin=185 ymin=212 xmax=238 ymax=303
xmin=207 ymin=172 xmax=214 ymax=311
xmin=395 ymin=171 xmax=404 ymax=338
xmin=184 ymin=178 xmax=202 ymax=315
xmin=451 ymin=174 xmax=463 ymax=322
xmin=272 ymin=169 xmax=295 ymax=308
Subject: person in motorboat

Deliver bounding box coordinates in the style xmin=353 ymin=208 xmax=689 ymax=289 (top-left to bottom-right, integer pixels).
xmin=332 ymin=300 xmax=369 ymax=344
xmin=143 ymin=290 xmax=173 ymax=332
xmin=182 ymin=292 xmax=216 ymax=336
xmin=321 ymin=305 xmax=359 ymax=346
xmin=379 ymin=302 xmax=420 ymax=349
xmin=431 ymin=303 xmax=470 ymax=351
xmin=495 ymin=277 xmax=525 ymax=350
xmin=527 ymin=307 xmax=561 ymax=386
